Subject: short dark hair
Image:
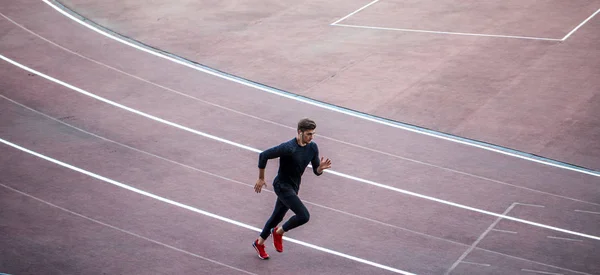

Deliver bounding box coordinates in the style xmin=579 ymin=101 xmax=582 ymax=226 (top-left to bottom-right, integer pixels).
xmin=297 ymin=118 xmax=317 ymax=132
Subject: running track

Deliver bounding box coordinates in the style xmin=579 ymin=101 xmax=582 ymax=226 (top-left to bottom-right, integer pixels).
xmin=1 ymin=1 xmax=599 ymax=274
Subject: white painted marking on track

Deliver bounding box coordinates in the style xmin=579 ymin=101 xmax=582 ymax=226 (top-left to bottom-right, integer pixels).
xmin=0 ymin=183 xmax=257 ymax=275
xmin=491 ymin=229 xmax=517 ymax=234
xmin=562 ymin=9 xmax=600 ymax=41
xmin=332 ymin=1 xmax=598 ymax=42
xmin=478 ymin=249 xmax=591 ymax=275
xmin=41 ymin=0 xmax=600 ymax=178
xmin=1 ymin=11 xmax=595 ymax=207
xmin=0 ymin=138 xmax=415 ymax=275
xmin=514 ymin=203 xmax=545 ymax=208
xmin=444 ymin=203 xmax=516 ymax=275
xmin=547 ymin=236 xmax=583 ymax=242
xmin=522 ymin=269 xmax=564 ymax=275
xmin=460 ymin=261 xmax=490 ymax=267
xmin=1 ymin=54 xmax=599 ymax=242
xmin=330 ymin=0 xmax=380 ymax=25
xmin=574 ymin=210 xmax=600 ymax=215
xmin=331 ymin=23 xmax=563 ymax=41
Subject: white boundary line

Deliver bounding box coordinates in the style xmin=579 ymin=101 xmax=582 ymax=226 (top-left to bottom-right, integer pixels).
xmin=2 ymin=11 xmax=596 ymax=207
xmin=41 ymin=0 xmax=600 ymax=178
xmin=1 ymin=55 xmax=599 ymax=243
xmin=0 ymin=183 xmax=257 ymax=275
xmin=330 ymin=23 xmax=562 ymax=41
xmin=561 ymin=9 xmax=600 ymax=41
xmin=331 ymin=0 xmax=380 ymax=25
xmin=0 ymin=139 xmax=415 ymax=275
xmin=331 ymin=1 xmax=599 ymax=41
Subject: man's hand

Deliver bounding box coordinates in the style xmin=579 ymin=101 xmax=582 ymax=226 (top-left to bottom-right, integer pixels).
xmin=317 ymin=157 xmax=332 ymax=174
xmin=254 ymin=178 xmax=267 ymax=193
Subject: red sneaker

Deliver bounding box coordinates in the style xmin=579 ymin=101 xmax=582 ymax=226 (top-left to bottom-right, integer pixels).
xmin=252 ymin=240 xmax=269 ymax=260
xmin=271 ymin=227 xmax=283 ymax=252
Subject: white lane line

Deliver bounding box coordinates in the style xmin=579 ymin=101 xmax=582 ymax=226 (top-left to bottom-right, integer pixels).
xmin=0 ymin=183 xmax=257 ymax=275
xmin=0 ymin=95 xmax=470 ymax=248
xmin=522 ymin=269 xmax=564 ymax=275
xmin=2 ymin=12 xmax=595 ymax=207
xmin=0 ymin=56 xmax=259 ymax=153
xmin=562 ymin=9 xmax=600 ymax=41
xmin=331 ymin=23 xmax=563 ymax=41
xmin=574 ymin=210 xmax=600 ymax=215
xmin=330 ymin=0 xmax=380 ymax=25
xmin=460 ymin=261 xmax=490 ymax=267
xmin=546 ymin=236 xmax=583 ymax=242
xmin=41 ymin=0 xmax=600 ymax=178
xmin=444 ymin=203 xmax=517 ymax=275
xmin=0 ymin=139 xmax=414 ymax=275
xmin=1 ymin=54 xmax=599 ymax=242
xmin=491 ymin=229 xmax=517 ymax=234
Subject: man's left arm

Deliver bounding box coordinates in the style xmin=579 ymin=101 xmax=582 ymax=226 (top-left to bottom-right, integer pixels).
xmin=311 ymin=144 xmax=331 ymax=175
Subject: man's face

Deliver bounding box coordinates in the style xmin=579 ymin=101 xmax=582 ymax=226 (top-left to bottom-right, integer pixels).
xmin=300 ymin=129 xmax=315 ymax=144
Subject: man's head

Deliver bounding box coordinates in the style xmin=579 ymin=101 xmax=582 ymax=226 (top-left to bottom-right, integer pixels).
xmin=297 ymin=118 xmax=316 ymax=145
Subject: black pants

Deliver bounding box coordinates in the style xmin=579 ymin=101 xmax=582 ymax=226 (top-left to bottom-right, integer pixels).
xmin=259 ymin=183 xmax=310 ymax=240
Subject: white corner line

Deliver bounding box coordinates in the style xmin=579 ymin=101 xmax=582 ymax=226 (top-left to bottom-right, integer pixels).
xmin=331 ymin=23 xmax=563 ymax=41
xmin=522 ymin=268 xmax=564 ymax=275
xmin=40 ymin=0 xmax=600 ymax=178
xmin=1 ymin=54 xmax=599 ymax=242
xmin=0 ymin=139 xmax=414 ymax=275
xmin=331 ymin=0 xmax=380 ymax=25
xmin=0 ymin=184 xmax=257 ymax=275
xmin=561 ymin=8 xmax=600 ymax=41
xmin=574 ymin=210 xmax=600 ymax=215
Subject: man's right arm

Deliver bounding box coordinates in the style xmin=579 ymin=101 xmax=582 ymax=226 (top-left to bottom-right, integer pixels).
xmin=255 ymin=142 xmax=290 ymax=193
xmin=257 ymin=142 xmax=290 ymax=170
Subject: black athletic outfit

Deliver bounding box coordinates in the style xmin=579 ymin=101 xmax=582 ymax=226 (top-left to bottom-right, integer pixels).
xmin=258 ymin=138 xmax=322 ymax=240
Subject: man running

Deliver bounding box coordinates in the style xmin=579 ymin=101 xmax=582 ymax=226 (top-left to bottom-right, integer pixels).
xmin=252 ymin=118 xmax=332 ymax=259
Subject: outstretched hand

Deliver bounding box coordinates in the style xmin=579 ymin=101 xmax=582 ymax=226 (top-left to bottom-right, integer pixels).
xmin=318 ymin=157 xmax=332 ymax=173
xmin=254 ymin=178 xmax=267 ymax=193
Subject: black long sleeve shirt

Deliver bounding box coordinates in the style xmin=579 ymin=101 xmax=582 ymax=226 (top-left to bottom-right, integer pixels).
xmin=258 ymin=138 xmax=322 ymax=192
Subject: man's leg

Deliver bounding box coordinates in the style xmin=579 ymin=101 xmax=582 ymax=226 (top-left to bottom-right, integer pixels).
xmin=279 ymin=193 xmax=310 ymax=232
xmin=253 ymin=198 xmax=288 ymax=259
xmin=258 ymin=198 xmax=289 ymax=244
xmin=269 ymin=193 xmax=310 ymax=252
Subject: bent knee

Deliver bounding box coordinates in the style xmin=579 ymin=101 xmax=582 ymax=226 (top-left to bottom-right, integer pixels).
xmin=298 ymin=211 xmax=310 ymax=224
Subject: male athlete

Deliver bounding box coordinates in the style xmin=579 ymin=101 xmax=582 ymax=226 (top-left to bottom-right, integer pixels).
xmin=252 ymin=118 xmax=332 ymax=259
